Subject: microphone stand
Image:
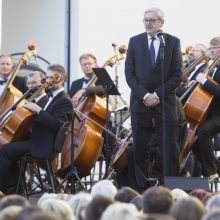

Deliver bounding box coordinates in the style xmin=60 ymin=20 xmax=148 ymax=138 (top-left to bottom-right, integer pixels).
xmin=159 ymin=42 xmax=166 ymax=178
xmin=56 ymin=110 xmax=86 ymax=193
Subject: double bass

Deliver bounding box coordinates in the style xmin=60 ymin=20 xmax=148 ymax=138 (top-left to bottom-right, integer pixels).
xmin=59 ymin=46 xmax=127 ymax=178
xmin=0 ymin=43 xmax=38 ymax=116
xmin=0 ymin=71 xmax=62 ymax=146
xmin=180 ymin=54 xmax=220 ymax=170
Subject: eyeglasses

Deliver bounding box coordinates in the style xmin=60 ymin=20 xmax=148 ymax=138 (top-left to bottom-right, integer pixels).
xmin=208 ymin=47 xmax=220 ymax=50
xmin=81 ymin=62 xmax=95 ymax=67
xmin=143 ymin=18 xmax=161 ymax=24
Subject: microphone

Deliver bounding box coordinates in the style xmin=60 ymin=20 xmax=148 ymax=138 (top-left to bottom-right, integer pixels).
xmin=112 ymin=43 xmax=117 ymax=48
xmin=157 ymin=30 xmax=165 ymax=47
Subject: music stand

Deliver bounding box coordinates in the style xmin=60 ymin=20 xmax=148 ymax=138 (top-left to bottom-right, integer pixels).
xmin=93 ymin=68 xmax=120 ymax=177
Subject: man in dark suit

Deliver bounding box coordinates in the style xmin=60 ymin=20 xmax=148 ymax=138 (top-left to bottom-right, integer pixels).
xmin=0 ymin=64 xmax=73 ymax=193
xmin=26 ymin=71 xmax=49 ymax=107
xmin=68 ymin=53 xmax=104 ymax=107
xmin=0 ymin=55 xmax=28 ymax=95
xmin=194 ymin=36 xmax=220 ymax=183
xmin=125 ymin=7 xmax=182 ymax=191
xmin=176 ymin=44 xmax=209 ymax=100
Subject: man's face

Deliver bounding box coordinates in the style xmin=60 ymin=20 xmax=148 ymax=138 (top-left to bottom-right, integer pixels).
xmin=26 ymin=75 xmax=42 ymax=90
xmin=143 ymin=12 xmax=164 ymax=37
xmin=209 ymin=44 xmax=220 ymax=60
xmin=188 ymin=45 xmax=205 ymax=63
xmin=80 ymin=57 xmax=96 ymax=78
xmin=46 ymin=70 xmax=63 ymax=91
xmin=0 ymin=56 xmax=13 ymax=79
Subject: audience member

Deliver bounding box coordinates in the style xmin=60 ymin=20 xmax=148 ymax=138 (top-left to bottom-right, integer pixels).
xmin=0 ymin=205 xmax=22 ymax=220
xmin=171 ymin=188 xmax=188 ymax=202
xmin=100 ymin=202 xmax=139 ymax=220
xmin=0 ymin=194 xmax=30 ymax=211
xmin=170 ymin=196 xmax=205 ymax=220
xmin=114 ymin=186 xmax=140 ymax=203
xmin=130 ymin=195 xmax=143 ymax=211
xmin=85 ymin=195 xmax=114 ymax=220
xmin=91 ymin=180 xmax=117 ymax=199
xmin=142 ymin=186 xmax=173 ymax=214
xmin=67 ymin=192 xmax=92 ymax=220
xmin=38 ymin=198 xmax=75 ymax=220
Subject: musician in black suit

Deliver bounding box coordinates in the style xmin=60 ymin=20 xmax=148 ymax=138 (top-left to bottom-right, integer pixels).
xmin=0 ymin=55 xmax=28 ymax=95
xmin=68 ymin=53 xmax=104 ymax=107
xmin=194 ymin=36 xmax=220 ymax=183
xmin=26 ymin=71 xmax=49 ymax=107
xmin=176 ymin=44 xmax=208 ymax=99
xmin=125 ymin=7 xmax=182 ymax=191
xmin=0 ymin=64 xmax=73 ymax=193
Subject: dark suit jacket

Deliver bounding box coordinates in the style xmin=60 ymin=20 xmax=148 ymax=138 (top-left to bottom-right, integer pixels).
xmin=68 ymin=77 xmax=104 ymax=98
xmin=202 ymin=67 xmax=220 ymax=126
xmin=13 ymin=76 xmax=28 ymax=94
xmin=176 ymin=62 xmax=208 ymax=98
xmin=30 ymin=90 xmax=73 ymax=159
xmin=68 ymin=77 xmax=84 ymax=97
xmin=36 ymin=95 xmax=49 ymax=108
xmin=125 ymin=32 xmax=182 ymax=113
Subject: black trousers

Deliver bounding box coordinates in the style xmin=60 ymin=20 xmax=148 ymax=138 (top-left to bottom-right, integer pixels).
xmin=196 ymin=118 xmax=220 ymax=176
xmin=131 ymin=108 xmax=180 ymax=189
xmin=0 ymin=141 xmax=32 ymax=190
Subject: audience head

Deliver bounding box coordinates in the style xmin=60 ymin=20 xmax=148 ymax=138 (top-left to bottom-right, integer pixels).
xmin=142 ymin=186 xmax=173 ymax=214
xmin=114 ymin=186 xmax=140 ymax=203
xmin=38 ymin=198 xmax=75 ymax=220
xmin=15 ymin=206 xmax=44 ymax=220
xmin=202 ymin=209 xmax=220 ymax=220
xmin=170 ymin=196 xmax=205 ymax=220
xmin=171 ymin=188 xmax=188 ymax=202
xmin=189 ymin=188 xmax=212 ymax=204
xmin=100 ymin=202 xmax=139 ymax=220
xmin=67 ymin=192 xmax=92 ymax=220
xmin=130 ymin=195 xmax=143 ymax=211
xmin=136 ymin=213 xmax=175 ymax=220
xmin=91 ymin=180 xmax=117 ymax=199
xmin=0 ymin=194 xmax=30 ymax=211
xmin=0 ymin=205 xmax=22 ymax=220
xmin=206 ymin=193 xmax=220 ymax=212
xmin=37 ymin=193 xmax=58 ymax=206
xmin=85 ymin=195 xmax=114 ymax=220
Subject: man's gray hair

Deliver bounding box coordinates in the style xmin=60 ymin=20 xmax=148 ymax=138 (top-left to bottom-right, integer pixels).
xmin=144 ymin=7 xmax=165 ymax=20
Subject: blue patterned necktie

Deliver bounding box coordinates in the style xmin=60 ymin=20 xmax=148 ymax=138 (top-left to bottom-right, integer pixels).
xmin=150 ymin=37 xmax=156 ymax=67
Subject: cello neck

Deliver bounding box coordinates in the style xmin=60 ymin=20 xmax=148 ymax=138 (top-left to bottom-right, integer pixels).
xmin=182 ymin=55 xmax=209 ymax=78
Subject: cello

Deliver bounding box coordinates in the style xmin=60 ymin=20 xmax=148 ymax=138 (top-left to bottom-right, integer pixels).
xmin=59 ymin=46 xmax=127 ymax=178
xmin=180 ymin=54 xmax=220 ymax=170
xmin=0 ymin=72 xmax=61 ymax=146
xmin=0 ymin=43 xmax=38 ymax=116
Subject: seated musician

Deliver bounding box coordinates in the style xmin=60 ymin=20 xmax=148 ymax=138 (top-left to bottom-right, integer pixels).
xmin=68 ymin=53 xmax=104 ymax=107
xmin=0 ymin=55 xmax=28 ymax=95
xmin=0 ymin=64 xmax=73 ymax=194
xmin=176 ymin=44 xmax=208 ymax=98
xmin=26 ymin=71 xmax=49 ymax=108
xmin=193 ymin=36 xmax=220 ymax=183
